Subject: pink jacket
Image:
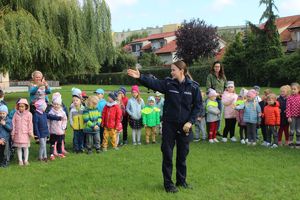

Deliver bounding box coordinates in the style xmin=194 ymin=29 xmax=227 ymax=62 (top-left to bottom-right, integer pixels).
xmin=12 ymin=110 xmax=33 ymax=144
xmin=222 ymin=91 xmax=238 ymax=119
xmin=48 ymin=108 xmax=67 ymax=135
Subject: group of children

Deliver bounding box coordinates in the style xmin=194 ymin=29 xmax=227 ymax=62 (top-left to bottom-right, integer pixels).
xmin=196 ymin=81 xmax=300 ymax=149
xmin=0 ymin=70 xmax=299 ymax=168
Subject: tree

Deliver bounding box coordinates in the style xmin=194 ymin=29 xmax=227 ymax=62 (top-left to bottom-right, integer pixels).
xmin=138 ymin=52 xmax=162 ymax=67
xmin=175 ymin=18 xmax=219 ymax=65
xmin=0 ymin=0 xmax=115 ymax=80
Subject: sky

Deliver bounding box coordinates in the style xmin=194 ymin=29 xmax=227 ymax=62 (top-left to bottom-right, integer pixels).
xmin=106 ymin=0 xmax=300 ymax=32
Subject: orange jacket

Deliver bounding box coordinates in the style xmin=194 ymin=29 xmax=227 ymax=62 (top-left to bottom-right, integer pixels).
xmin=263 ymin=101 xmax=280 ymax=126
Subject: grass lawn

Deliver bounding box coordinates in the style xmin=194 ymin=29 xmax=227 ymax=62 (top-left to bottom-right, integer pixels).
xmin=1 ymin=85 xmax=299 ymax=200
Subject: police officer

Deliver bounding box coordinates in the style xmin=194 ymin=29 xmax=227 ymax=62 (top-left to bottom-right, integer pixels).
xmin=127 ymin=60 xmax=202 ymax=193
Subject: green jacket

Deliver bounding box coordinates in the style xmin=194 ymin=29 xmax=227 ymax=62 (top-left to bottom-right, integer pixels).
xmin=83 ymin=106 xmax=102 ymax=134
xmin=142 ymin=105 xmax=160 ymax=127
xmin=206 ymin=73 xmax=227 ymax=94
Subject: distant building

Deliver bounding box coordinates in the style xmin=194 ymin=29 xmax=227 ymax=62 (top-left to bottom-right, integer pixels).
xmin=0 ymin=72 xmax=9 ymax=90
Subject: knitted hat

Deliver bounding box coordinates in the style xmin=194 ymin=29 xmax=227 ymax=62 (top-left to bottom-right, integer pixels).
xmin=81 ymin=91 xmax=88 ymax=99
xmin=0 ymin=105 xmax=8 ymax=113
xmin=208 ymin=89 xmax=218 ymax=97
xmin=95 ymin=88 xmax=104 ymax=95
xmin=131 ymin=85 xmax=139 ymax=93
xmin=155 ymin=91 xmax=162 ymax=96
xmin=148 ymin=96 xmax=155 ymax=102
xmin=108 ymin=92 xmax=117 ymax=101
xmin=34 ymin=99 xmax=47 ymax=112
xmin=72 ymin=87 xmax=82 ymax=98
xmin=226 ymin=81 xmax=235 ymax=88
xmin=239 ymin=88 xmax=249 ymax=98
xmin=253 ymin=85 xmax=260 ymax=92
xmin=247 ymin=89 xmax=257 ymax=99
xmin=52 ymin=92 xmax=62 ymax=105
xmin=119 ymin=87 xmax=127 ymax=95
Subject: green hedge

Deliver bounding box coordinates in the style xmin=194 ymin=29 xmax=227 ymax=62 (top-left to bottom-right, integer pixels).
xmin=64 ymin=66 xmax=211 ymax=87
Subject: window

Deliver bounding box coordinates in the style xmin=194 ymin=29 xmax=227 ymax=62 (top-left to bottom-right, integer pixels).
xmin=296 ymin=31 xmax=300 ymax=42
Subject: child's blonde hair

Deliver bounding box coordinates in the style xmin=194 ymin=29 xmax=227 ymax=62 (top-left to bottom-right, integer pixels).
xmin=86 ymin=95 xmax=98 ymax=108
xmin=280 ymin=85 xmax=291 ymax=95
xmin=31 ymin=70 xmax=43 ymax=79
xmin=266 ymin=93 xmax=277 ymax=101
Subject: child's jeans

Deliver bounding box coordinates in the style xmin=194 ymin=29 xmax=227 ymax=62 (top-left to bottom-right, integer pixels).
xmin=247 ymin=123 xmax=257 ymax=143
xmin=39 ymin=137 xmax=47 ymax=159
xmin=208 ymin=121 xmax=218 ymax=139
xmin=289 ymin=117 xmax=300 ymax=146
xmin=266 ymin=125 xmax=278 ymax=145
xmin=194 ymin=118 xmax=207 ymax=140
xmin=145 ymin=126 xmax=156 ymax=143
xmin=102 ymin=128 xmax=117 ymax=149
xmin=239 ymin=125 xmax=247 ymax=140
xmin=86 ymin=132 xmax=101 ymax=150
xmin=278 ymin=125 xmax=289 ymax=144
xmin=73 ymin=130 xmax=84 ymax=151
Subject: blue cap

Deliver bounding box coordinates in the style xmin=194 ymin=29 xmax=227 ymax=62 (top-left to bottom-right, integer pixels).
xmin=94 ymin=88 xmax=104 ymax=94
xmin=119 ymin=87 xmax=126 ymax=95
xmin=0 ymin=104 xmax=8 ymax=113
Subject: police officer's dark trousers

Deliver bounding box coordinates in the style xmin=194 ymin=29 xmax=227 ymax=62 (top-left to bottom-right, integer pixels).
xmin=161 ymin=121 xmax=190 ymax=188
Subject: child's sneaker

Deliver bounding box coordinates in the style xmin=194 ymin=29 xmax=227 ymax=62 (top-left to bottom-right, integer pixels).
xmin=137 ymin=142 xmax=142 ymax=145
xmin=193 ymin=138 xmax=200 ymax=142
xmin=295 ymin=145 xmax=300 ymax=149
xmin=285 ymin=141 xmax=289 ymax=146
xmin=213 ymin=138 xmax=219 ymax=143
xmin=102 ymin=148 xmax=107 ymax=152
xmin=133 ymin=142 xmax=137 ymax=146
xmin=271 ymin=144 xmax=278 ymax=148
xmin=240 ymin=139 xmax=245 ymax=144
xmin=24 ymin=161 xmax=30 ymax=166
xmin=96 ymin=149 xmax=101 ymax=153
xmin=19 ymin=161 xmax=24 ymax=166
xmin=58 ymin=154 xmax=66 ymax=158
xmin=50 ymin=154 xmax=55 ymax=160
xmin=230 ymin=137 xmax=237 ymax=142
xmin=245 ymin=139 xmax=249 ymax=143
xmin=261 ymin=141 xmax=267 ymax=146
xmin=221 ymin=138 xmax=227 ymax=142
xmin=252 ymin=142 xmax=257 ymax=146
xmin=113 ymin=147 xmax=119 ymax=151
xmin=209 ymin=139 xmax=214 ymax=143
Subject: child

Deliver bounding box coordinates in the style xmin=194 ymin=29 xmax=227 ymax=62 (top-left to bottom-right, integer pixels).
xmin=126 ymin=85 xmax=144 ymax=145
xmin=194 ymin=91 xmax=207 ymax=142
xmin=286 ymin=82 xmax=300 ymax=148
xmin=206 ymin=89 xmax=221 ymax=143
xmin=81 ymin=91 xmax=89 ymax=107
xmin=259 ymin=89 xmax=272 ymax=146
xmin=253 ymin=85 xmax=262 ymax=102
xmin=70 ymin=90 xmax=85 ymax=153
xmin=83 ymin=95 xmax=102 ymax=154
xmin=235 ymin=88 xmax=248 ymax=144
xmin=12 ymin=99 xmax=34 ymax=166
xmin=0 ymin=89 xmax=7 ymax=106
xmin=277 ymin=85 xmax=291 ymax=146
xmin=263 ymin=93 xmax=280 ymax=148
xmin=236 ymin=90 xmax=261 ymax=146
xmin=33 ymin=99 xmax=49 ymax=162
xmin=142 ymin=96 xmax=160 ymax=144
xmin=101 ymin=92 xmax=122 ymax=151
xmin=95 ymin=88 xmax=106 ymax=146
xmin=118 ymin=87 xmax=129 ymax=145
xmin=0 ymin=105 xmax=12 ymax=167
xmin=221 ymin=81 xmax=238 ymax=142
xmin=155 ymin=91 xmax=164 ymax=135
xmin=116 ymin=90 xmax=125 ymax=146
xmin=48 ymin=93 xmax=68 ymax=160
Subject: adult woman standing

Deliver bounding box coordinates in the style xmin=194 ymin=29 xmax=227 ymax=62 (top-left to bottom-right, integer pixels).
xmin=206 ymin=61 xmax=227 ymax=133
xmin=127 ymin=61 xmax=202 ymax=193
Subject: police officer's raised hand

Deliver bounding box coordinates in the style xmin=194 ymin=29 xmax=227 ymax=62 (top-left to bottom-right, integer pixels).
xmin=127 ymin=68 xmax=140 ymax=79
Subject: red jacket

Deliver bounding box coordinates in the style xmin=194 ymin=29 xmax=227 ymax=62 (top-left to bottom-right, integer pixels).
xmin=101 ymin=103 xmax=122 ymax=130
xmin=263 ymin=101 xmax=280 ymax=126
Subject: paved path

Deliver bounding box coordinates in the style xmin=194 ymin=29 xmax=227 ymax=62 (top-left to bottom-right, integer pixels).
xmin=3 ymin=86 xmax=61 ymax=93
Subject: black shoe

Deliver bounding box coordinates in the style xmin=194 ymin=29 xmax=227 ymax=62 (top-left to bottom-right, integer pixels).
xmin=176 ymin=182 xmax=193 ymax=189
xmin=165 ymin=184 xmax=178 ymax=193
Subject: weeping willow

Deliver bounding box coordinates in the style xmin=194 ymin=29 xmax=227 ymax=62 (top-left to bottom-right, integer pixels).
xmin=0 ymin=0 xmax=114 ymax=80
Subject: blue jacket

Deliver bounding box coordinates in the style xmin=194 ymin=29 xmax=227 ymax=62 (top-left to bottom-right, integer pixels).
xmin=0 ymin=117 xmax=12 ymax=142
xmin=139 ymin=74 xmax=202 ymax=124
xmin=97 ymin=99 xmax=106 ymax=114
xmin=126 ymin=97 xmax=145 ymax=120
xmin=33 ymin=112 xmax=61 ymax=138
xmin=236 ymin=100 xmax=261 ymax=124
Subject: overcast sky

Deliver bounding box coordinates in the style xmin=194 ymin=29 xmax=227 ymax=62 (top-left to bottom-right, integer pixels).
xmin=105 ymin=0 xmax=300 ymax=32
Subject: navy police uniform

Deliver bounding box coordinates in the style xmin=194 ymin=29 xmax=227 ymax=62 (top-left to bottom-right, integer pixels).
xmin=139 ymin=74 xmax=202 ymax=190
